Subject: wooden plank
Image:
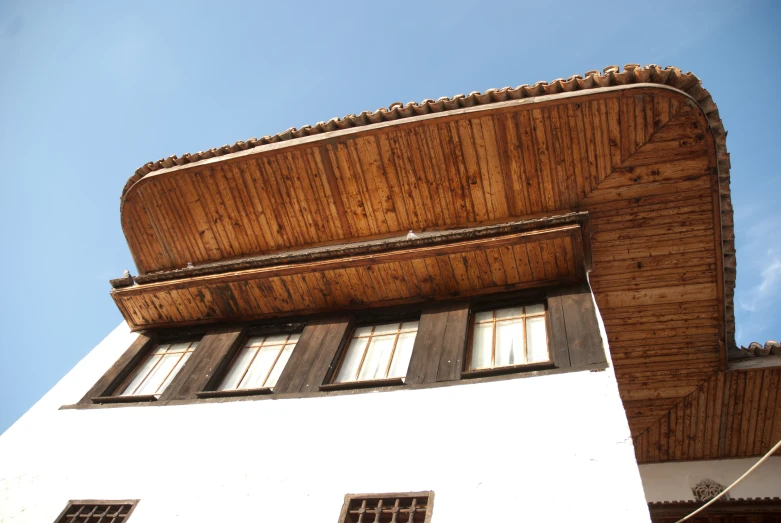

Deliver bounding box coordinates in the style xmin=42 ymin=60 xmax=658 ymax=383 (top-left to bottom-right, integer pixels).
xmin=492 ymin=113 xmax=523 ymax=215
xmin=515 ymin=110 xmax=545 ymax=214
xmin=422 ymin=126 xmax=459 ymax=224
xmin=730 ymin=371 xmax=746 ymax=456
xmin=163 ymin=326 xmax=245 ymax=400
xmin=565 ymin=103 xmax=586 ymax=200
xmin=440 ymin=121 xmax=477 ymax=223
xmin=406 ymin=304 xmax=450 ymax=385
xmin=299 ymin=317 xmax=354 ymax=393
xmin=275 ymin=315 xmax=353 ymax=394
xmin=695 ymin=380 xmax=708 ymax=459
xmin=455 ymin=119 xmax=490 ymax=221
xmin=546 ymin=289 xmax=570 ymax=368
xmin=474 ymin=115 xmax=509 ymax=219
xmin=761 ymin=370 xmax=781 ymax=453
xmin=530 ymin=108 xmax=556 ymax=211
xmin=436 ymin=302 xmax=470 ymax=382
xmin=559 ymin=284 xmax=605 ymax=367
xmin=740 ymin=369 xmax=758 ymax=457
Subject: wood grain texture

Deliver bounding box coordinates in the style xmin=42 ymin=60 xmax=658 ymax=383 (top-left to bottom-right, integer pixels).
xmin=122 ymin=89 xmax=682 ymax=275
xmin=163 ymin=326 xmax=245 ymax=400
xmin=112 ymin=226 xmax=585 ymax=330
xmin=635 ymin=367 xmax=781 ymax=464
xmin=274 ymin=315 xmax=353 ymax=394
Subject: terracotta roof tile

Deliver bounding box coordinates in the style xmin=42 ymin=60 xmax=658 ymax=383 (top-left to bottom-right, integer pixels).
xmin=739 ymin=341 xmax=780 ymax=357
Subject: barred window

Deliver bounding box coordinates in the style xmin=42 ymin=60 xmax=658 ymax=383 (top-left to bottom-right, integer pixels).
xmin=54 ymin=501 xmax=137 ymax=522
xmin=119 ymin=340 xmax=199 ymax=396
xmin=334 ymin=321 xmax=418 ymax=383
xmin=468 ymin=304 xmax=548 ymax=371
xmin=338 ymin=492 xmax=434 ymax=523
xmin=218 ymin=333 xmax=299 ymax=390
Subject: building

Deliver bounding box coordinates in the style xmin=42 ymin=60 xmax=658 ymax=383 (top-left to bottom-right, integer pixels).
xmin=1 ymin=64 xmax=779 ymax=522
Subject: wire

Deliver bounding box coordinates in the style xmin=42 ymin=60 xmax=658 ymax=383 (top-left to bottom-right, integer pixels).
xmin=675 ymin=437 xmax=781 ymax=522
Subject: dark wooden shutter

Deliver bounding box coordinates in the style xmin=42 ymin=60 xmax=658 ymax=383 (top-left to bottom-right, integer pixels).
xmin=406 ymin=302 xmax=470 ymax=385
xmin=559 ymin=283 xmax=606 ymax=367
xmin=273 ymin=315 xmax=353 ymax=394
xmin=78 ymin=333 xmax=156 ymax=405
xmin=546 ymin=289 xmax=572 ymax=368
xmin=161 ymin=326 xmax=245 ymax=400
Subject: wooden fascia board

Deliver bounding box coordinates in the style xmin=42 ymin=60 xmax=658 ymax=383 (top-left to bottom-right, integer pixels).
xmin=112 ymin=222 xmax=589 ymax=330
xmin=125 ymin=212 xmax=590 ymax=286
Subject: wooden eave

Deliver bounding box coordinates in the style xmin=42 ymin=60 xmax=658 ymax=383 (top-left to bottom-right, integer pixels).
xmin=112 ymin=214 xmax=591 ymax=329
xmin=115 ymin=64 xmax=749 ymax=462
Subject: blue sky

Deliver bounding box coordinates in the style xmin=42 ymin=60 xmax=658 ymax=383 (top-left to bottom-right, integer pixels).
xmin=0 ymin=0 xmax=779 ymax=433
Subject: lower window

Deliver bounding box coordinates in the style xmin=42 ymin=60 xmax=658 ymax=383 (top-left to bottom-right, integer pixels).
xmin=338 ymin=492 xmax=433 ymax=523
xmin=53 ymin=500 xmax=138 ymax=522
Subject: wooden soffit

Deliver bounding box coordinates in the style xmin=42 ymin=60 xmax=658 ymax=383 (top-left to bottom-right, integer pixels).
xmin=121 ymin=78 xmax=724 ymax=275
xmin=112 ymin=214 xmax=590 ymax=330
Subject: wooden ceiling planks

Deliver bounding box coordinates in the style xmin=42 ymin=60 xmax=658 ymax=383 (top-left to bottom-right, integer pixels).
xmin=581 ymin=106 xmax=722 ymax=436
xmin=115 ymin=82 xmax=741 ymax=459
xmin=634 ymin=367 xmax=781 ymax=464
xmin=113 ymin=224 xmax=586 ymax=330
xmin=121 ymin=90 xmax=671 ymax=275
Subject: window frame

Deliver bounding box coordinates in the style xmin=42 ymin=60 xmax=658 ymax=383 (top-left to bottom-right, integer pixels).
xmin=88 ymin=330 xmax=205 ymax=404
xmin=113 ymin=337 xmax=201 ymax=399
xmin=197 ymin=322 xmax=305 ymax=398
xmin=337 ymin=491 xmax=434 ymax=523
xmin=462 ymin=297 xmax=556 ymax=378
xmin=52 ymin=500 xmax=139 ymax=523
xmin=323 ymin=310 xmax=421 ymax=391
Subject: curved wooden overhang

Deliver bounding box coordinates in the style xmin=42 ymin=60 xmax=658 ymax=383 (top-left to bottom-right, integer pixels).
xmin=115 ymin=64 xmax=737 ymax=443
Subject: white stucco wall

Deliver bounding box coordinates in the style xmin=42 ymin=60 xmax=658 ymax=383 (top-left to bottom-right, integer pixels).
xmin=640 ymin=457 xmax=781 ymax=503
xmin=0 ymin=321 xmax=651 ymax=522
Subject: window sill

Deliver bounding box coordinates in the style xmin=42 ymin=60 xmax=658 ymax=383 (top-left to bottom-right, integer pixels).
xmin=461 ymin=362 xmax=555 ymax=379
xmin=91 ymin=394 xmax=159 ymax=404
xmin=196 ymin=387 xmax=272 ymax=399
xmin=319 ymin=377 xmax=405 ymax=392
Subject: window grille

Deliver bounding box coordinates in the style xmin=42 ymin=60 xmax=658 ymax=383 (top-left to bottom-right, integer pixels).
xmin=54 ymin=501 xmax=137 ymax=523
xmin=469 ymin=304 xmax=548 ymax=370
xmin=339 ymin=492 xmax=434 ymax=523
xmin=218 ymin=333 xmax=299 ymax=390
xmin=119 ymin=340 xmax=198 ymax=396
xmin=334 ymin=321 xmax=418 ymax=383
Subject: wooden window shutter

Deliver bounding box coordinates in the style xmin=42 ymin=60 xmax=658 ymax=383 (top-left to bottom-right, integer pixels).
xmin=405 ymin=302 xmax=469 ymax=385
xmin=558 ymin=283 xmax=606 ymax=367
xmin=273 ymin=315 xmax=354 ymax=394
xmin=161 ymin=326 xmax=246 ymax=400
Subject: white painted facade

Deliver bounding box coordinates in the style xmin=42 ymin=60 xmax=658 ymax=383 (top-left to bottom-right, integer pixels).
xmin=0 ymin=320 xmax=651 ymax=522
xmin=640 ymin=457 xmax=781 ymax=503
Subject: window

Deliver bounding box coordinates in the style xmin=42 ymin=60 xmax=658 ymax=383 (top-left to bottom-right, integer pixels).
xmin=467 ymin=304 xmax=548 ymax=371
xmin=118 ymin=340 xmax=199 ymax=396
xmin=217 ymin=333 xmax=299 ymax=391
xmin=338 ymin=492 xmax=434 ymax=523
xmin=53 ymin=501 xmax=137 ymax=522
xmin=333 ymin=321 xmax=418 ymax=383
